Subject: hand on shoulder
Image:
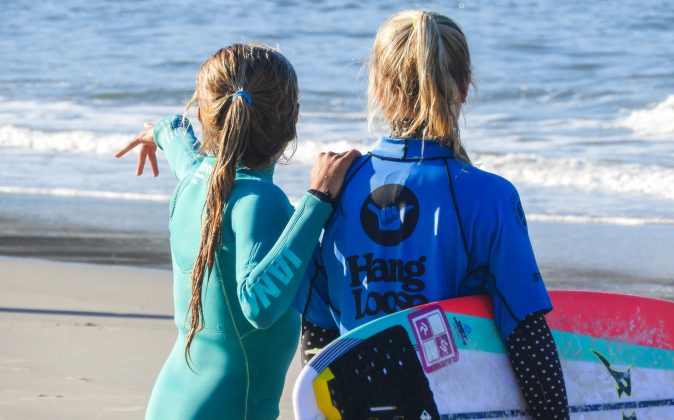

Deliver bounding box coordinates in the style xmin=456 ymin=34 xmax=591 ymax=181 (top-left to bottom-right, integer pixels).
xmin=309 ymin=149 xmax=362 ymax=198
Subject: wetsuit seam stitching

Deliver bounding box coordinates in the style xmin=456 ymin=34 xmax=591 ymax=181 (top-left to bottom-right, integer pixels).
xmin=168 ymin=173 xmax=194 ymax=222
xmin=484 ymin=269 xmax=522 ymax=330
xmin=443 ymin=158 xmax=473 ymax=268
xmin=458 ymin=264 xmax=489 ymax=293
xmin=239 ymin=329 xmax=256 ymax=340
xmin=214 ymin=257 xmax=250 ymax=419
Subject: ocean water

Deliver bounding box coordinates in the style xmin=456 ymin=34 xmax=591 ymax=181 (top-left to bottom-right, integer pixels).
xmin=2 ymin=0 xmax=674 ymax=231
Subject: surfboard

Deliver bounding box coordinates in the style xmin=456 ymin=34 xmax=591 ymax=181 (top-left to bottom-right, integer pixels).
xmin=293 ymin=291 xmax=674 ymax=419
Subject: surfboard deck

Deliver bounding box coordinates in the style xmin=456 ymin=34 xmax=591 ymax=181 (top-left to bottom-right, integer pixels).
xmin=293 ymin=291 xmax=674 ymax=419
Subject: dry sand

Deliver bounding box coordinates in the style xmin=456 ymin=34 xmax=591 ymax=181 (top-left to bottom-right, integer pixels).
xmin=0 ymin=257 xmax=301 ymax=420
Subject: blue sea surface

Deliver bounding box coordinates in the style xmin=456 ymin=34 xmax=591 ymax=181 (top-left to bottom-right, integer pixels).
xmin=1 ymin=0 xmax=673 ymax=226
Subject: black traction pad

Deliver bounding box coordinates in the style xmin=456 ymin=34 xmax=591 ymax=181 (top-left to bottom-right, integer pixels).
xmin=326 ymin=325 xmax=440 ymax=419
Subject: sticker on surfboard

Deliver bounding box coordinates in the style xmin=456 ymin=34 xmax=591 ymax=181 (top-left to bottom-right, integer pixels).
xmin=408 ymin=304 xmax=459 ymax=373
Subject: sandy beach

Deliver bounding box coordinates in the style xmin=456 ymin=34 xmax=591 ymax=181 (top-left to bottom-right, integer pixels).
xmin=1 ymin=217 xmax=673 ymax=420
xmin=0 ymin=257 xmax=300 ymax=420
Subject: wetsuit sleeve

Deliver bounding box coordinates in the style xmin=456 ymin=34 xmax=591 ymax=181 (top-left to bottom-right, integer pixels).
xmin=485 ymin=186 xmax=552 ymax=339
xmin=232 ymin=192 xmax=333 ymax=329
xmin=506 ymin=313 xmax=570 ymax=419
xmin=153 ymin=115 xmax=201 ymax=180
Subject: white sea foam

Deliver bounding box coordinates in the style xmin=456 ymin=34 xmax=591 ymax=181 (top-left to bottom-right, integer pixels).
xmin=616 ymin=95 xmax=674 ymax=138
xmin=0 ymin=124 xmax=372 ymax=164
xmin=0 ymin=125 xmax=132 ymax=155
xmin=3 ymin=119 xmax=674 ymax=204
xmin=477 ymin=153 xmax=674 ymax=201
xmin=0 ymin=186 xmax=171 ymax=202
xmin=0 ymin=98 xmax=178 ymax=133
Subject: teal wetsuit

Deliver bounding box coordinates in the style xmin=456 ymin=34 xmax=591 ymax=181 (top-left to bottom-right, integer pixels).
xmin=145 ymin=115 xmax=331 ymax=420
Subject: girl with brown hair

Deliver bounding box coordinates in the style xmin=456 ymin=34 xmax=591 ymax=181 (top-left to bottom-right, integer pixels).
xmin=116 ymin=44 xmax=359 ymax=419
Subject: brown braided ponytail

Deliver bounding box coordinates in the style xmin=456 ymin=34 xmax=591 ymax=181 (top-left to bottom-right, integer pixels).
xmin=184 ymin=44 xmax=299 ymax=361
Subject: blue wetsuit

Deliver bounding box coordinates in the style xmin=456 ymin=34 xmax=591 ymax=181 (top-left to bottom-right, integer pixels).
xmin=295 ymin=137 xmax=552 ymax=340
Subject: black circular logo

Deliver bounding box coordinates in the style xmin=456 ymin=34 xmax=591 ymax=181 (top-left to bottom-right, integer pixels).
xmin=360 ymin=184 xmax=420 ymax=246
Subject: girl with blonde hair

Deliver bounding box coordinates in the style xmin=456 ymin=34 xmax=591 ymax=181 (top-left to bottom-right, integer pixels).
xmin=297 ymin=10 xmax=569 ymax=419
xmin=116 ymin=44 xmax=359 ymax=419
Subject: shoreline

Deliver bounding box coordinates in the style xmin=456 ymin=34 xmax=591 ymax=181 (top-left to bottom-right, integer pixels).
xmin=1 ymin=204 xmax=672 ymax=300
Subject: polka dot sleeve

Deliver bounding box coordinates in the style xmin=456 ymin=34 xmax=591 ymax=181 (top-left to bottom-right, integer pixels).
xmin=506 ymin=313 xmax=570 ymax=419
xmin=301 ymin=317 xmax=340 ymax=366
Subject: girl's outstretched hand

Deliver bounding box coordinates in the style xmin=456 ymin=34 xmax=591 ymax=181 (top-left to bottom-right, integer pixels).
xmin=115 ymin=123 xmax=159 ymax=177
xmin=310 ymin=149 xmax=362 ymax=197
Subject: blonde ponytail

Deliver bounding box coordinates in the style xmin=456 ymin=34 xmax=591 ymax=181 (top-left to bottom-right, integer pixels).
xmin=368 ymin=10 xmax=472 ymax=162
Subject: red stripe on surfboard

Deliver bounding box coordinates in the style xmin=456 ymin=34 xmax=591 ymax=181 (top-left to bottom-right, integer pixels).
xmin=426 ymin=291 xmax=674 ymax=350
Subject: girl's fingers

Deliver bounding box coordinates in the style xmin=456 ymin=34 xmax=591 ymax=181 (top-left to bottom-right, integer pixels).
xmin=115 ymin=138 xmax=141 ymax=158
xmin=148 ymin=151 xmax=159 ymax=177
xmin=337 ymin=149 xmax=362 ymax=161
xmin=115 ymin=126 xmax=158 ymax=178
xmin=137 ymin=149 xmax=147 ymax=176
xmin=333 ymin=149 xmax=361 ymax=168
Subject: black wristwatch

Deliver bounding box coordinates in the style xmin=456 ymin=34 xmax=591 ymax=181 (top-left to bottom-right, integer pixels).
xmin=308 ymin=188 xmax=333 ymax=203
